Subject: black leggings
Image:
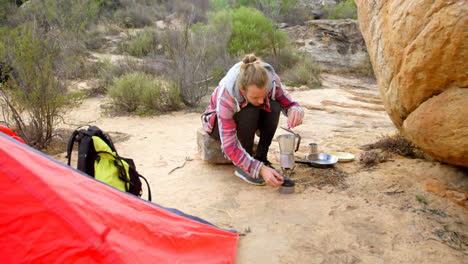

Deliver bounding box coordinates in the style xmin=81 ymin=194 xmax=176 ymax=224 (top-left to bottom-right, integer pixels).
xmin=210 ymin=100 xmax=281 ymax=161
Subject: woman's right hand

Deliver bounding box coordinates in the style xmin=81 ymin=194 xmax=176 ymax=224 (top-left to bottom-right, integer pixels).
xmin=260 ymin=165 xmax=284 ymax=187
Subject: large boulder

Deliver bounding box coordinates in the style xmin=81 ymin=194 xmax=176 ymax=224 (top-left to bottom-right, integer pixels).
xmin=355 ymin=0 xmax=468 ymax=167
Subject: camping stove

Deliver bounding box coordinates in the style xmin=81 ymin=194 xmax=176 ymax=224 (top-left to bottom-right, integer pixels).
xmin=279 ymin=168 xmax=295 ymax=194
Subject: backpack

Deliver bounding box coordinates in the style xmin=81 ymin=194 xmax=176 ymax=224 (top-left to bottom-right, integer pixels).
xmin=66 ymin=126 xmax=151 ymax=201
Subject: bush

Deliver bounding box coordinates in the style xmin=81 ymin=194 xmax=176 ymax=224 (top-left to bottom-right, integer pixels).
xmin=227 ymin=7 xmax=287 ymax=57
xmin=210 ymin=0 xmax=230 ymax=11
xmin=262 ymin=45 xmax=298 ymax=74
xmin=108 ymin=72 xmax=181 ymax=113
xmin=163 ymin=14 xmax=231 ymax=107
xmin=95 ymin=55 xmax=169 ymax=96
xmin=282 ymin=54 xmax=321 ymax=87
xmin=170 ymin=0 xmax=210 ymax=24
xmin=120 ymin=29 xmax=156 ymax=56
xmin=0 ymin=0 xmax=17 ymax=27
xmin=233 ymin=0 xmax=308 ymax=25
xmin=326 ymin=0 xmax=357 ymax=19
xmin=0 ymin=24 xmax=77 ymax=149
xmin=96 ymin=59 xmax=118 ymax=95
xmin=114 ymin=6 xmax=153 ymax=28
xmin=274 ymin=1 xmax=309 ymax=26
xmin=109 ymin=72 xmax=151 ymax=112
xmin=140 ymin=78 xmax=162 ymax=111
xmin=85 ymin=27 xmax=107 ymax=50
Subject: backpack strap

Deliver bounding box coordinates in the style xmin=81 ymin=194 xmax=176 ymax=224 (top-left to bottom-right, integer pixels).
xmin=77 ymin=130 xmax=96 ymax=174
xmin=138 ymin=174 xmax=152 ymax=202
xmin=122 ymin=156 xmax=152 ymax=202
xmin=66 ymin=129 xmax=80 ymax=166
xmin=97 ymin=151 xmax=151 ymax=201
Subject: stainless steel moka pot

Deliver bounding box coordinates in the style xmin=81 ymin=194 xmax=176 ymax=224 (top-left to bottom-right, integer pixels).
xmin=277 ymin=127 xmax=301 ymax=173
xmin=277 ymin=127 xmax=301 ymax=195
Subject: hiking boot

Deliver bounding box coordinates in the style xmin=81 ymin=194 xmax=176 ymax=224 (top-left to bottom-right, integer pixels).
xmin=234 ymin=168 xmax=266 ymax=186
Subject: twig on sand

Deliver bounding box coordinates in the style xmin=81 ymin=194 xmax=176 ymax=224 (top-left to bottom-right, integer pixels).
xmin=168 ymin=156 xmax=193 ymax=175
xmin=384 ymin=189 xmax=405 ymax=195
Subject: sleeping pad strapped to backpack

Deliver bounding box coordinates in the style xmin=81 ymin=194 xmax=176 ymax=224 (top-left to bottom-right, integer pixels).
xmin=66 ymin=126 xmax=151 ymax=201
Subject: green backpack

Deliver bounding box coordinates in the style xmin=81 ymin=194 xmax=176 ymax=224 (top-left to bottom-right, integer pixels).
xmin=66 ymin=126 xmax=151 ymax=201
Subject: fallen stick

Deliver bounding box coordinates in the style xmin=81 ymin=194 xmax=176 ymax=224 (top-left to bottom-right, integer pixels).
xmin=168 ymin=156 xmax=193 ymax=175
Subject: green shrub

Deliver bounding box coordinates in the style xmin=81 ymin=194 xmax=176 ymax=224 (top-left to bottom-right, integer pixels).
xmin=95 ymin=59 xmax=117 ymax=95
xmin=104 ymin=23 xmax=122 ymax=35
xmin=0 ymin=0 xmax=17 ymax=26
xmin=0 ymin=24 xmax=74 ymax=149
xmin=140 ymin=78 xmax=161 ymax=111
xmin=327 ymin=0 xmax=357 ymax=19
xmin=282 ymin=54 xmax=322 ymax=87
xmin=108 ymin=72 xmax=181 ymax=113
xmin=210 ymin=0 xmax=230 ymax=11
xmin=165 ymin=81 xmax=181 ymax=111
xmin=232 ymin=0 xmax=308 ymax=25
xmin=109 ymin=72 xmax=151 ymax=112
xmin=85 ymin=28 xmax=106 ymax=50
xmin=120 ymin=29 xmax=155 ymax=56
xmin=226 ymin=7 xmax=287 ymax=57
xmin=96 ymin=56 xmax=162 ymax=95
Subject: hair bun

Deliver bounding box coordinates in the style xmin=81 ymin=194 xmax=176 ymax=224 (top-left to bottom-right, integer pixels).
xmin=242 ymin=54 xmax=257 ymax=64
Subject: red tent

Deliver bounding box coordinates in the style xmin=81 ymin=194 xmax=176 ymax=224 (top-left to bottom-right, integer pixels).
xmin=0 ymin=124 xmax=25 ymax=143
xmin=0 ymin=132 xmax=238 ymax=263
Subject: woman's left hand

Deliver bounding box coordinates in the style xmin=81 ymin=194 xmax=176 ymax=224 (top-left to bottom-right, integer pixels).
xmin=287 ymin=109 xmax=303 ymax=128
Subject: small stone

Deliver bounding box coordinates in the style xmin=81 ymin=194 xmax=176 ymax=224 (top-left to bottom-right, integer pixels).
xmin=298 ymin=85 xmax=309 ymax=91
xmin=197 ymin=128 xmax=231 ymax=164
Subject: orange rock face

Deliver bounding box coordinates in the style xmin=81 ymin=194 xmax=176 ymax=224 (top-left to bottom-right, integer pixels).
xmin=355 ymin=0 xmax=468 ymax=167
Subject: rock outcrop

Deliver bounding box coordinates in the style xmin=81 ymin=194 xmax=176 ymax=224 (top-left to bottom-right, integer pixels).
xmin=286 ymin=19 xmax=368 ymax=71
xmin=355 ymin=0 xmax=468 ymax=167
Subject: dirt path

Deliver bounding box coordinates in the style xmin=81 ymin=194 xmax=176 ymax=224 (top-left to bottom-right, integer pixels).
xmin=54 ymin=73 xmax=467 ymax=263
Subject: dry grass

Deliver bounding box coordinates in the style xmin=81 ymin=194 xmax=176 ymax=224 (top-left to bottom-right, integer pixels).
xmin=361 ymin=135 xmax=422 ymax=158
xmin=293 ymin=166 xmax=349 ymax=190
xmin=359 ymin=150 xmax=392 ymax=167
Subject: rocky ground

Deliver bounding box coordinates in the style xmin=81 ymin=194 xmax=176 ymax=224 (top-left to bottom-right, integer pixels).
xmin=54 ymin=72 xmax=467 ymax=263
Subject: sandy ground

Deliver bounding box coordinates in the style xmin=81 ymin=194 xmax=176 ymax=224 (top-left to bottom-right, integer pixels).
xmin=53 ymin=73 xmax=467 ymax=263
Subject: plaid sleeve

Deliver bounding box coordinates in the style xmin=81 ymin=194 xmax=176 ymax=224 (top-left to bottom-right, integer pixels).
xmin=216 ymin=87 xmax=263 ymax=179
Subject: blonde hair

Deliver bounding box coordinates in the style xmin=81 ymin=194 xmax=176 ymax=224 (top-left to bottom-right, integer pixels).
xmin=237 ymin=54 xmax=268 ymax=92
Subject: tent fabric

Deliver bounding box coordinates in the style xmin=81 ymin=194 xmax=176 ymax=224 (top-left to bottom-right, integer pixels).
xmin=0 ymin=124 xmax=25 ymax=143
xmin=0 ymin=132 xmax=238 ymax=264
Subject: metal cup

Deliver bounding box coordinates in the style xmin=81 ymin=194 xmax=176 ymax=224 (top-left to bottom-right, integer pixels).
xmin=308 ymin=143 xmax=318 ymax=154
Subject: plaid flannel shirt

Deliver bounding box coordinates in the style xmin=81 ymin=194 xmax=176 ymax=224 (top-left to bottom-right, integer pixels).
xmin=201 ymin=74 xmax=303 ymax=179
